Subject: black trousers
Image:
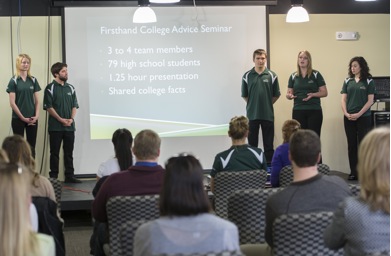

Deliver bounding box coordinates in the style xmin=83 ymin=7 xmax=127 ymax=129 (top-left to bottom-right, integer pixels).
xmin=49 ymin=131 xmax=75 ymax=178
xmin=12 ymin=118 xmax=38 ymax=158
xmin=248 ymin=119 xmax=274 ymax=163
xmin=343 ymin=115 xmax=371 ymax=177
xmin=292 ymin=109 xmax=323 ymax=137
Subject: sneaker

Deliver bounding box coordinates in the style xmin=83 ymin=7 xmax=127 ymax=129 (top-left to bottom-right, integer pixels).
xmin=64 ymin=176 xmax=82 ymax=183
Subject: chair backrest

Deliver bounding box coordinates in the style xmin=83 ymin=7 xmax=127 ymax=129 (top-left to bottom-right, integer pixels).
xmin=273 ymin=211 xmax=343 ymax=256
xmin=156 ymin=251 xmax=244 ymax=256
xmin=120 ymin=219 xmax=149 ymax=256
xmin=278 ymin=165 xmax=293 ymax=187
xmin=107 ymin=195 xmax=160 ymax=256
xmin=32 ymin=196 xmax=65 ymax=256
xmin=227 ymin=188 xmax=283 ymax=244
xmin=348 ymin=183 xmax=361 ymax=197
xmin=279 ymin=164 xmax=331 ymax=187
xmin=214 ymin=170 xmax=267 ymax=219
xmin=48 ymin=177 xmax=62 ymax=211
xmin=318 ymin=164 xmax=331 ymax=175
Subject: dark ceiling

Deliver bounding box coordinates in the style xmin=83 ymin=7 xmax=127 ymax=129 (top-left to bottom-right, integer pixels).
xmin=0 ymin=0 xmax=389 ymax=16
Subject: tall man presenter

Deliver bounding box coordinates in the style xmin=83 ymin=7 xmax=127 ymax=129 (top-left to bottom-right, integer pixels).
xmin=43 ymin=62 xmax=81 ymax=183
xmin=241 ymin=49 xmax=280 ymax=163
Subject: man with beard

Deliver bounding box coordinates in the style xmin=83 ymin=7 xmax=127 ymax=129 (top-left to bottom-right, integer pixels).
xmin=44 ymin=62 xmax=81 ymax=183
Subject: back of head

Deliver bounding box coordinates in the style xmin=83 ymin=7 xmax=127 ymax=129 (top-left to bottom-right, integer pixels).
xmin=0 ymin=163 xmax=37 ymax=256
xmin=228 ymin=116 xmax=249 ymax=140
xmin=2 ymin=135 xmax=35 ymax=171
xmin=160 ymin=154 xmax=210 ymax=216
xmin=289 ymin=129 xmax=321 ymax=167
xmin=112 ymin=128 xmax=133 ymax=170
xmin=282 ymin=119 xmax=301 ymax=143
xmin=132 ymin=129 xmax=161 ymax=161
xmin=358 ymin=127 xmax=390 ymax=213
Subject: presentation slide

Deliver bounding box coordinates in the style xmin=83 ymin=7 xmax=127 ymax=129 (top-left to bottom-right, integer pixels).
xmin=64 ymin=6 xmax=267 ymax=173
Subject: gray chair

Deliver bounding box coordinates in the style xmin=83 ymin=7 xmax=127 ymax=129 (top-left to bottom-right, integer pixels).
xmin=227 ymin=188 xmax=282 ymax=244
xmin=156 ymin=251 xmax=244 ymax=256
xmin=214 ymin=170 xmax=267 ymax=219
xmin=48 ymin=177 xmax=62 ymax=212
xmin=272 ymin=211 xmax=343 ymax=256
xmin=279 ymin=164 xmax=331 ymax=187
xmin=278 ymin=165 xmax=293 ymax=187
xmin=106 ymin=195 xmax=160 ymax=256
xmin=120 ymin=219 xmax=149 ymax=256
xmin=348 ymin=183 xmax=361 ymax=197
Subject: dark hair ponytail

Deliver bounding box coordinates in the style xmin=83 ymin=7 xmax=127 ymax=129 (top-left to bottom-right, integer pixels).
xmin=112 ymin=129 xmax=133 ymax=170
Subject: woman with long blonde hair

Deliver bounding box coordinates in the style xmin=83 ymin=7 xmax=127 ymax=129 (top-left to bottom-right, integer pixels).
xmin=0 ymin=162 xmax=55 ymax=256
xmin=324 ymin=127 xmax=390 ymax=255
xmin=6 ymin=53 xmax=41 ymax=158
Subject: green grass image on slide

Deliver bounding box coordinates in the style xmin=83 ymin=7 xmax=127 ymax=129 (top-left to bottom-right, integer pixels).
xmin=90 ymin=114 xmax=228 ymax=139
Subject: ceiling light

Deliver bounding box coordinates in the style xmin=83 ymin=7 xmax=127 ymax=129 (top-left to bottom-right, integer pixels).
xmin=150 ymin=0 xmax=180 ymax=3
xmin=286 ymin=0 xmax=309 ymax=23
xmin=133 ymin=0 xmax=157 ymax=23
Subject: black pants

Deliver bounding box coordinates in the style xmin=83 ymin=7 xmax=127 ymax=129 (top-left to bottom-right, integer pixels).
xmin=292 ymin=109 xmax=323 ymax=137
xmin=12 ymin=118 xmax=38 ymax=158
xmin=49 ymin=131 xmax=75 ymax=178
xmin=343 ymin=115 xmax=371 ymax=177
xmin=248 ymin=119 xmax=274 ymax=163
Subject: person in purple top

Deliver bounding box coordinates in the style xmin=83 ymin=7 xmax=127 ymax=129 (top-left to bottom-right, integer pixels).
xmin=270 ymin=119 xmax=301 ymax=187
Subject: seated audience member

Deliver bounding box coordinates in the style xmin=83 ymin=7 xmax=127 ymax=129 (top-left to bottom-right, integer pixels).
xmin=210 ymin=116 xmax=268 ymax=191
xmin=134 ymin=154 xmax=240 ymax=255
xmin=92 ymin=129 xmax=165 ymax=256
xmin=93 ymin=128 xmax=133 ymax=196
xmin=265 ymin=130 xmax=351 ymax=248
xmin=270 ymin=119 xmax=301 ymax=187
xmin=0 ymin=148 xmax=39 ymax=232
xmin=90 ymin=128 xmax=133 ymax=254
xmin=2 ymin=135 xmax=56 ymax=203
xmin=324 ymin=127 xmax=390 ymax=255
xmin=0 ymin=162 xmax=55 ymax=256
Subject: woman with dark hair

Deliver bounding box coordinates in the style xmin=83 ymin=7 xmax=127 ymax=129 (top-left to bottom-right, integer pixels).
xmin=270 ymin=119 xmax=301 ymax=187
xmin=96 ymin=128 xmax=133 ymax=180
xmin=134 ymin=154 xmax=240 ymax=255
xmin=341 ymin=56 xmax=375 ymax=181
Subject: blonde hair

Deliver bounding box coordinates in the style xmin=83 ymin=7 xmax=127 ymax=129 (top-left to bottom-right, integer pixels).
xmin=282 ymin=119 xmax=301 ymax=143
xmin=15 ymin=54 xmax=32 ymax=78
xmin=296 ymin=50 xmax=313 ymax=78
xmin=133 ymin=129 xmax=161 ymax=160
xmin=2 ymin=135 xmax=40 ymax=187
xmin=228 ymin=116 xmax=249 ymax=140
xmin=358 ymin=127 xmax=390 ymax=214
xmin=0 ymin=149 xmax=9 ymax=163
xmin=0 ymin=163 xmax=39 ymax=256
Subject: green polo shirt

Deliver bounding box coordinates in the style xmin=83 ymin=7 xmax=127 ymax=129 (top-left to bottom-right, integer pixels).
xmin=6 ymin=76 xmax=41 ymax=119
xmin=341 ymin=77 xmax=375 ymax=117
xmin=211 ymin=144 xmax=268 ymax=177
xmin=241 ymin=67 xmax=280 ymax=122
xmin=43 ymin=80 xmax=79 ymax=131
xmin=288 ymin=70 xmax=326 ymax=110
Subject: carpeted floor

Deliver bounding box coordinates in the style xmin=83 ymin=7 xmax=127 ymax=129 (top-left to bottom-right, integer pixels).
xmin=63 ymin=210 xmax=94 ymax=256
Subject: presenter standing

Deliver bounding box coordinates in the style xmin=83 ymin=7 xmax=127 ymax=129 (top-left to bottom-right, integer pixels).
xmin=286 ymin=50 xmax=328 ymax=137
xmin=341 ymin=56 xmax=374 ymax=181
xmin=241 ymin=49 xmax=280 ymax=163
xmin=43 ymin=62 xmax=81 ymax=183
xmin=6 ymin=54 xmax=41 ymax=158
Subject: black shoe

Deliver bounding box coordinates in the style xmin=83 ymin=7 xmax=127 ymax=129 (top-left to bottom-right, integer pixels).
xmin=347 ymin=175 xmax=358 ymax=181
xmin=64 ymin=176 xmax=82 ymax=183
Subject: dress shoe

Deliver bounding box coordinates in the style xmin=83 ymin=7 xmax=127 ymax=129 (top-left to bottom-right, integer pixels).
xmin=64 ymin=176 xmax=82 ymax=183
xmin=347 ymin=175 xmax=358 ymax=181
